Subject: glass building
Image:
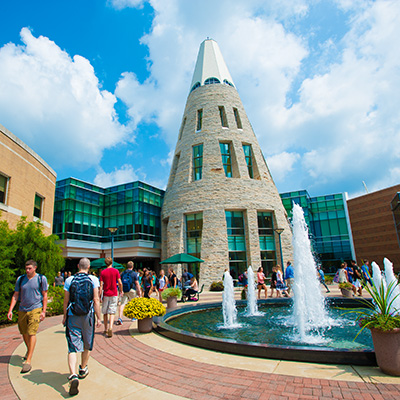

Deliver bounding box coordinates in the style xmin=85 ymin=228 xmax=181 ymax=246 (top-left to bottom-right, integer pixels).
xmin=280 ymin=190 xmax=355 ymax=272
xmin=53 ymin=178 xmax=164 ymax=269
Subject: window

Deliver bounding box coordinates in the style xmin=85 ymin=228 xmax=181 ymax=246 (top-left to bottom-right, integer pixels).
xmin=34 ymin=194 xmax=44 ymax=219
xmin=186 ymin=212 xmax=203 ymax=280
xmin=223 ymin=79 xmax=234 ymax=87
xmin=243 ymin=144 xmax=254 ymax=178
xmin=204 ymin=77 xmax=220 ymax=85
xmin=220 ymin=142 xmax=232 ymax=177
xmin=219 ymin=106 xmax=228 ymax=128
xmin=258 ymin=212 xmax=276 ymax=275
xmin=0 ymin=174 xmax=9 ymax=204
xmin=190 ymin=82 xmax=200 ymax=93
xmin=193 ymin=144 xmax=203 ymax=181
xmin=233 ymin=108 xmax=242 ymax=129
xmin=178 ymin=117 xmax=186 ymax=140
xmin=197 ymin=109 xmax=203 ymax=131
xmin=225 ymin=211 xmax=247 ymax=278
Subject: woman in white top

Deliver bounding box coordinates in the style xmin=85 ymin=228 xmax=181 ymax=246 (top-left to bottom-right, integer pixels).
xmin=158 ymin=269 xmax=168 ymax=302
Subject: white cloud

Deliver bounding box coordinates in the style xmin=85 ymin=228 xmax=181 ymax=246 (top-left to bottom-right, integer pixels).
xmin=267 ymin=152 xmax=300 ymax=182
xmin=108 ymin=0 xmax=146 ymax=10
xmin=0 ymin=28 xmax=128 ymax=170
xmin=94 ymin=164 xmax=140 ymax=187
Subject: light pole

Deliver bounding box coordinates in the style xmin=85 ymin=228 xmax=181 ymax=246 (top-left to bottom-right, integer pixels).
xmin=274 ymin=228 xmax=284 ymax=268
xmin=108 ymin=227 xmax=118 ymax=263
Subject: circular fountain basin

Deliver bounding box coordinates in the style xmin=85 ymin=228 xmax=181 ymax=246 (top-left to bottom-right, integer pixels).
xmin=154 ymin=298 xmax=377 ymax=366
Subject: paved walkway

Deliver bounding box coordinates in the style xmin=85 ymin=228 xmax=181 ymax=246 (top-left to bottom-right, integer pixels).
xmin=2 ymin=288 xmax=400 ymax=399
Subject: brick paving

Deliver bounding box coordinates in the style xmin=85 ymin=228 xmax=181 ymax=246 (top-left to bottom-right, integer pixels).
xmin=1 ymin=313 xmax=400 ymax=399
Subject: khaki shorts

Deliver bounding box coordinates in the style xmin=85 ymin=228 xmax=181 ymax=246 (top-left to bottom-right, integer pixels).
xmin=102 ymin=296 xmax=118 ymax=315
xmin=18 ymin=308 xmax=42 ymax=336
xmin=120 ymin=289 xmax=137 ymax=306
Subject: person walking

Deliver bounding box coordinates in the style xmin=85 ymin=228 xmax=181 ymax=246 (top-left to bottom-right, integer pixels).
xmin=257 ymin=267 xmax=268 ymax=299
xmin=276 ymin=265 xmax=289 ymax=297
xmin=168 ymin=267 xmax=178 ymax=288
xmin=63 ymin=258 xmax=102 ymax=396
xmin=7 ymin=260 xmax=48 ymax=374
xmin=317 ymin=265 xmax=330 ymax=293
xmin=158 ymin=269 xmax=168 ymax=302
xmin=284 ymin=261 xmax=294 ymax=295
xmin=116 ymin=261 xmax=141 ymax=325
xmin=100 ymin=257 xmax=122 ymax=338
xmin=54 ymin=271 xmax=64 ymax=287
xmin=351 ymin=260 xmax=363 ymax=296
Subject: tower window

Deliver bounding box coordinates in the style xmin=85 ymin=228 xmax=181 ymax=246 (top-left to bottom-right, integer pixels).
xmin=0 ymin=173 xmax=9 ymax=204
xmin=233 ymin=108 xmax=242 ymax=129
xmin=197 ymin=109 xmax=203 ymax=131
xmin=190 ymin=82 xmax=200 ymax=93
xmin=223 ymin=79 xmax=234 ymax=87
xmin=193 ymin=144 xmax=203 ymax=181
xmin=242 ymin=144 xmax=254 ymax=179
xmin=204 ymin=77 xmax=220 ymax=85
xmin=219 ymin=106 xmax=228 ymax=128
xmin=34 ymin=193 xmax=44 ymax=219
xmin=219 ymin=142 xmax=232 ymax=178
xmin=178 ymin=118 xmax=186 ymax=140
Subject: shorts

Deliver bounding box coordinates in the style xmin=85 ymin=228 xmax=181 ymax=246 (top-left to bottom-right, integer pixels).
xmin=66 ymin=312 xmax=95 ymax=353
xmin=286 ymin=278 xmax=294 ymax=290
xmin=120 ymin=289 xmax=137 ymax=306
xmin=18 ymin=308 xmax=42 ymax=336
xmin=353 ymin=279 xmax=361 ymax=288
xmin=102 ymin=296 xmax=118 ymax=315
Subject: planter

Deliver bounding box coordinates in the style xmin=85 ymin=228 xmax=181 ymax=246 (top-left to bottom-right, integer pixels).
xmin=137 ymin=317 xmax=153 ymax=333
xmin=167 ymin=296 xmax=178 ymax=309
xmin=340 ymin=288 xmax=353 ymax=298
xmin=370 ymin=328 xmax=400 ymax=376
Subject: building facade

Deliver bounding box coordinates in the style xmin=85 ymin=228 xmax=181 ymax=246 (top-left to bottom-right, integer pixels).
xmin=161 ymin=39 xmax=293 ymax=285
xmin=347 ymin=185 xmax=400 ymax=272
xmin=0 ymin=123 xmax=56 ymax=235
xmin=53 ymin=178 xmax=164 ymax=269
xmin=280 ymin=190 xmax=355 ymax=272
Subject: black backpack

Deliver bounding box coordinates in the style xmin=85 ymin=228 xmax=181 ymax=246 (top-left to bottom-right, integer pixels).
xmin=69 ymin=273 xmax=94 ymax=316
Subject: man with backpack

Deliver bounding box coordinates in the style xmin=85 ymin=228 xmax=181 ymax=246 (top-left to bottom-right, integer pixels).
xmin=116 ymin=261 xmax=141 ymax=325
xmin=63 ymin=257 xmax=101 ymax=396
xmin=7 ymin=260 xmax=48 ymax=374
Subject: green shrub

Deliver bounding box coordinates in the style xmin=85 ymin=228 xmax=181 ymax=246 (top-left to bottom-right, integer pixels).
xmin=325 ymin=276 xmax=333 ymax=285
xmin=47 ymin=286 xmax=64 ymax=316
xmin=210 ymin=281 xmax=224 ymax=291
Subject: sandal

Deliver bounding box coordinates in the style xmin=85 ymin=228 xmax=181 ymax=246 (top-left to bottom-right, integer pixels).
xmin=21 ymin=363 xmax=32 ymax=374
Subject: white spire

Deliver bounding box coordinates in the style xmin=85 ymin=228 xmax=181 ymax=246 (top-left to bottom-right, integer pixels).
xmin=190 ymin=39 xmax=235 ymax=92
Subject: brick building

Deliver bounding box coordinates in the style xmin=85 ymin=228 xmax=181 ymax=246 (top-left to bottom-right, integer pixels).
xmin=347 ymin=185 xmax=400 ymax=272
xmin=0 ymin=123 xmax=56 ymax=235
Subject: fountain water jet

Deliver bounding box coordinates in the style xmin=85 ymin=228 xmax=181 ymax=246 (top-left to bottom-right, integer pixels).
xmin=245 ymin=266 xmax=263 ymax=316
xmin=222 ymin=271 xmax=241 ymax=328
xmin=292 ymin=203 xmax=330 ymax=342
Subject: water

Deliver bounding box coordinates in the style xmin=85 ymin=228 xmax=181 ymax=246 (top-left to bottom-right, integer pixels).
xmin=245 ymin=266 xmax=263 ymax=317
xmin=291 ymin=203 xmax=331 ymax=343
xmin=169 ymin=303 xmax=373 ymax=350
xmin=222 ymin=271 xmax=241 ymax=328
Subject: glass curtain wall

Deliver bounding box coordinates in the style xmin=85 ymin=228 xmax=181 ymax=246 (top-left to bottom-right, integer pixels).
xmin=225 ymin=210 xmax=247 ymax=279
xmin=185 ymin=212 xmax=203 ymax=279
xmin=258 ymin=212 xmax=276 ymax=276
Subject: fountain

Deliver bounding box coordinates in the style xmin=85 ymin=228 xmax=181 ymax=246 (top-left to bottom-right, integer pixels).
xmin=222 ymin=270 xmax=241 ymax=328
xmin=155 ymin=204 xmax=378 ymax=365
xmin=245 ymin=266 xmax=263 ymax=317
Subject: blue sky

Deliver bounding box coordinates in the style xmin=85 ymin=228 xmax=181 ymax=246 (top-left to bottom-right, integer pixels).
xmin=0 ymin=0 xmax=399 ymax=198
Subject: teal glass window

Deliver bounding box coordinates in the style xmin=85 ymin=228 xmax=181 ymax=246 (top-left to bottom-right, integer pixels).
xmin=233 ymin=108 xmax=242 ymax=129
xmin=220 ymin=142 xmax=232 ymax=177
xmin=219 ymin=106 xmax=228 ymax=127
xmin=34 ymin=194 xmax=43 ymax=218
xmin=197 ymin=109 xmax=203 ymax=131
xmin=243 ymin=144 xmax=254 ymax=178
xmin=0 ymin=174 xmax=8 ymax=204
xmin=193 ymin=144 xmax=203 ymax=181
xmin=258 ymin=212 xmax=276 ymax=275
xmin=186 ymin=212 xmax=203 ymax=279
xmin=226 ymin=211 xmax=247 ymax=278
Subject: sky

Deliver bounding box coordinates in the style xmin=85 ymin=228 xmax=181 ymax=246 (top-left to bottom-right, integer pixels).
xmin=0 ymin=0 xmax=399 ymax=199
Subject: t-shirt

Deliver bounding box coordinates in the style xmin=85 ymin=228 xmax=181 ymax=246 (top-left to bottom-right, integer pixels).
xmin=64 ymin=274 xmax=100 ymax=316
xmin=168 ymin=273 xmax=177 ymax=287
xmin=100 ymin=267 xmax=120 ymax=297
xmin=285 ymin=264 xmax=294 ymax=279
xmin=159 ymin=276 xmax=167 ymax=290
xmin=16 ymin=274 xmax=49 ymax=312
xmin=54 ymin=276 xmax=64 ymax=286
xmin=257 ymin=272 xmax=265 ymax=284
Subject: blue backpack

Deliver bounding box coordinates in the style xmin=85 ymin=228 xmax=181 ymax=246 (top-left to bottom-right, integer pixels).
xmin=69 ymin=273 xmax=94 ymax=316
xmin=121 ymin=270 xmax=133 ymax=293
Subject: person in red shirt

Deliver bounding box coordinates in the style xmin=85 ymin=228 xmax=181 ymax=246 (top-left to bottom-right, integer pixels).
xmin=100 ymin=257 xmax=122 ymax=338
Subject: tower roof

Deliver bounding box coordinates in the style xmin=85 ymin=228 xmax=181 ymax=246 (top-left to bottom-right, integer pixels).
xmin=190 ymin=39 xmax=235 ymax=92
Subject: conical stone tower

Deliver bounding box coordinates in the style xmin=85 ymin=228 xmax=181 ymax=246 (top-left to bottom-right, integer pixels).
xmin=162 ymin=39 xmax=292 ymax=286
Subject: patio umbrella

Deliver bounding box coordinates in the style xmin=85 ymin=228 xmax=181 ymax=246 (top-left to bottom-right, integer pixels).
xmin=160 ymin=253 xmax=204 ymax=264
xmin=90 ymin=258 xmax=124 ymax=270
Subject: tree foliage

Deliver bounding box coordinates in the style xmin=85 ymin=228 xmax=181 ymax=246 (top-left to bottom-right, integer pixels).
xmin=0 ymin=217 xmax=65 ymax=323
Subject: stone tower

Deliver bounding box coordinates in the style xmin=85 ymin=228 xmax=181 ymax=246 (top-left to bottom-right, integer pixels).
xmin=161 ymin=39 xmax=292 ymax=286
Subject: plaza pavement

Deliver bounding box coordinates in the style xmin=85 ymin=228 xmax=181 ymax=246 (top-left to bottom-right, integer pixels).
xmin=1 ymin=285 xmax=400 ymax=399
